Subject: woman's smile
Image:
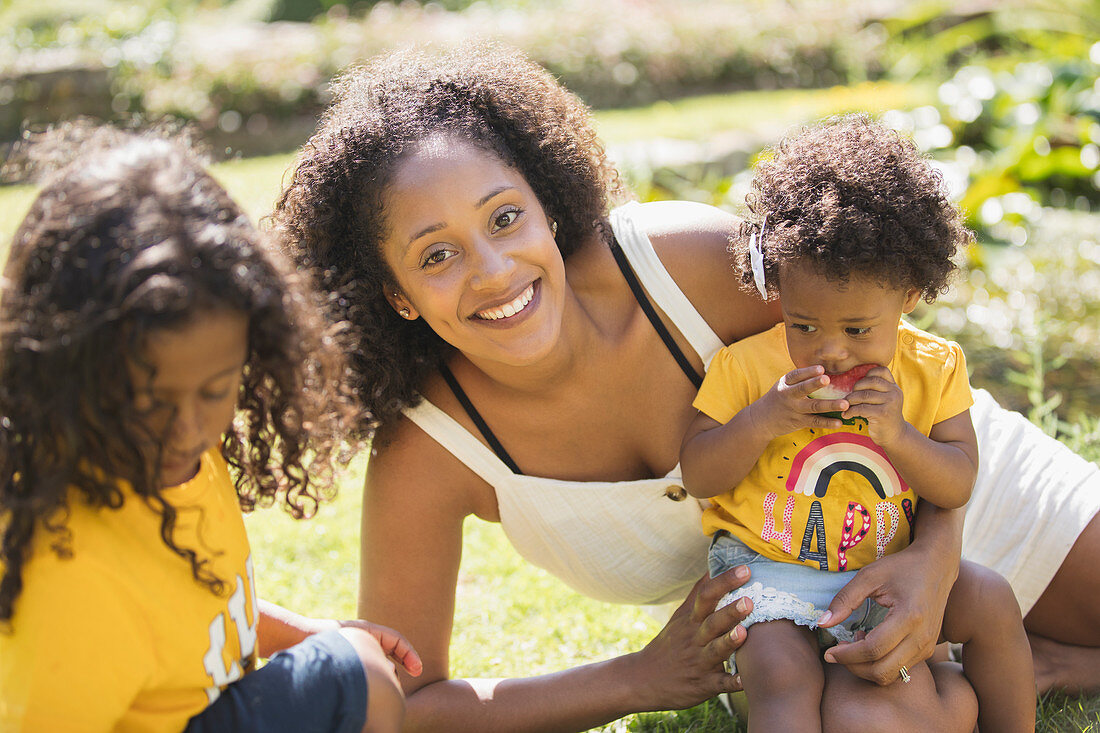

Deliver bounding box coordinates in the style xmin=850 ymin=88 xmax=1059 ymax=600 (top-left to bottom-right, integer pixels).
xmin=471 ymin=281 xmax=538 ymax=323
xmin=381 ymin=136 xmax=568 ymax=366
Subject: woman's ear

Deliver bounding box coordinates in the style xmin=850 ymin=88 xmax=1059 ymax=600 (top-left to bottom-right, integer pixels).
xmin=384 ymin=287 xmax=419 ymax=321
xmin=902 ymin=288 xmax=922 ymax=314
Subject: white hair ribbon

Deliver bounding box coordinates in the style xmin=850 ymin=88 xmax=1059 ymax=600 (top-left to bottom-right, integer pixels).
xmin=748 ymin=215 xmax=768 ymax=299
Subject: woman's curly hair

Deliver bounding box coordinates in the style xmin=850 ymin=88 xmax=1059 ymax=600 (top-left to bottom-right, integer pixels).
xmin=731 ymin=114 xmax=972 ymax=302
xmin=272 ymin=41 xmax=625 ymax=434
xmin=0 ymin=126 xmax=357 ymax=625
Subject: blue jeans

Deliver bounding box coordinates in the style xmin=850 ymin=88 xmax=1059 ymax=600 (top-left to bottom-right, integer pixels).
xmin=709 ymin=532 xmax=888 ymax=671
xmin=185 ymin=629 xmax=367 ymax=733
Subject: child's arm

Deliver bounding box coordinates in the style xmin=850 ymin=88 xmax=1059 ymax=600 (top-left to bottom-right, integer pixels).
xmin=258 ymin=599 xmax=423 ymax=677
xmin=680 ymin=365 xmax=846 ymax=498
xmin=842 ymin=367 xmax=978 ymax=508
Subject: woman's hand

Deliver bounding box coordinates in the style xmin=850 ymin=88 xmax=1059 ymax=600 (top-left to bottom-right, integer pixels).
xmin=632 ymin=566 xmax=753 ymax=709
xmin=258 ymin=600 xmax=423 ymax=677
xmin=816 ymin=539 xmax=957 ymax=686
xmin=338 ymin=619 xmax=424 ymax=677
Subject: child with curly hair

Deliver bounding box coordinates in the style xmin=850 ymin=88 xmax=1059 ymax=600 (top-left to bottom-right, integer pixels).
xmin=680 ymin=115 xmax=1035 ymax=731
xmin=0 ymin=128 xmax=420 ymax=732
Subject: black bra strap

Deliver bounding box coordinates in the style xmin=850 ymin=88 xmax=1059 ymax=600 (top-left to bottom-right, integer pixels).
xmin=438 ymin=363 xmax=524 ymax=475
xmin=609 ymin=237 xmax=704 ymax=389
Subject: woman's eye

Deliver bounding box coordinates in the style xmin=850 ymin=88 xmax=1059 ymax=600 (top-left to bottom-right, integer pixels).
xmin=491 ymin=208 xmax=521 ymax=231
xmin=421 ymin=249 xmax=455 ymax=268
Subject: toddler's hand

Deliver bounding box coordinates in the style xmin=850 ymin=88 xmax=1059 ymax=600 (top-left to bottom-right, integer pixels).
xmin=751 ymin=365 xmax=846 ymax=437
xmin=841 ymin=366 xmax=907 ymax=446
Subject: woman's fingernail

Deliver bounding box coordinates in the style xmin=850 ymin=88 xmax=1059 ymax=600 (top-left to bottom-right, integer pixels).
xmin=730 ymin=625 xmax=745 ymax=641
xmin=735 ymin=565 xmax=750 ymax=580
xmin=735 ymin=598 xmax=748 ymax=613
xmin=733 ymin=674 xmax=742 ymax=687
xmin=823 ymin=650 xmax=836 ymax=663
xmin=817 ymin=611 xmax=832 ymax=625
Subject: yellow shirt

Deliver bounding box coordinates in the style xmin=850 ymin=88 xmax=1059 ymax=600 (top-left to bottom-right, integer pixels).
xmin=0 ymin=450 xmax=258 ymax=733
xmin=693 ymin=321 xmax=972 ymax=571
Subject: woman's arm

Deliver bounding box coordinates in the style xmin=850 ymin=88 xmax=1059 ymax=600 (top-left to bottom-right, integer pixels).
xmin=256 ymin=600 xmax=421 ymax=676
xmin=360 ymin=417 xmax=753 ymax=733
xmin=636 ymin=201 xmax=782 ymax=345
xmin=818 ymin=503 xmax=964 ymax=685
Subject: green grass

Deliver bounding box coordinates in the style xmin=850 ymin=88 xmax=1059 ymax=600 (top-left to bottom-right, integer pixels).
xmin=2 ymin=84 xmax=1098 ymax=732
xmin=594 ymin=80 xmax=936 ymax=143
xmin=0 ymin=79 xmax=938 ymax=240
xmin=247 ymin=456 xmax=1100 ymax=732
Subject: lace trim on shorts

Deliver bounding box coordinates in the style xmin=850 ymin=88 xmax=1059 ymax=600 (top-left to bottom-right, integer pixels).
xmin=716 ymin=581 xmax=855 ymax=643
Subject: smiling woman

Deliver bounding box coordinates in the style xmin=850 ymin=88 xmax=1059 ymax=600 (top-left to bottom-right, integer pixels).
xmin=379 ymin=135 xmax=568 ymax=369
xmin=273 ymin=41 xmax=1100 ymax=733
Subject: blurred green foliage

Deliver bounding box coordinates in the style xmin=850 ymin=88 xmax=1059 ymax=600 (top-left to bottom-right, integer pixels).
xmin=912 ymin=209 xmax=1100 ymax=427
xmin=3 ymin=0 xmax=1098 ymax=200
xmin=869 ymin=0 xmax=1100 ymax=236
xmin=0 ymin=0 xmax=889 ymax=147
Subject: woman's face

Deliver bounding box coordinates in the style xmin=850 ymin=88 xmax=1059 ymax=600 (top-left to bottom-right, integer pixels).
xmin=379 ymin=137 xmax=567 ymax=367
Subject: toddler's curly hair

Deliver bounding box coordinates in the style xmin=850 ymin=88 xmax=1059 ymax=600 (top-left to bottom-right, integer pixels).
xmin=732 ymin=114 xmax=972 ymax=302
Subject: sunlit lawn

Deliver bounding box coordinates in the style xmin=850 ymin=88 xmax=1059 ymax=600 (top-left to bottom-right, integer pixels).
xmin=2 ymin=83 xmax=1099 ymax=731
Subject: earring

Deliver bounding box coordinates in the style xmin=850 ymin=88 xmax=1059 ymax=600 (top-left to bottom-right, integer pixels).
xmin=399 ymin=308 xmax=411 ymax=319
xmin=550 ymin=220 xmax=558 ymax=237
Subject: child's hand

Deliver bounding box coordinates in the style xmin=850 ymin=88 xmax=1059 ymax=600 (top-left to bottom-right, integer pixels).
xmin=338 ymin=619 xmax=423 ymax=677
xmin=841 ymin=366 xmax=907 ymax=446
xmin=751 ymin=365 xmax=846 ymax=437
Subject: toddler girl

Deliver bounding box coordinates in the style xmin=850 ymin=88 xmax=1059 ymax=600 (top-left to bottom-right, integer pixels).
xmin=680 ymin=115 xmax=1034 ymax=732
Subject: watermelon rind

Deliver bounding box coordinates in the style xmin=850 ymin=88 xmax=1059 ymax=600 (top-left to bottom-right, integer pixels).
xmin=815 ymin=410 xmax=867 ymax=427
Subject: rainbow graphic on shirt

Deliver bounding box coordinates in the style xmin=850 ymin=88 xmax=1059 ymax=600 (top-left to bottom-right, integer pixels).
xmin=785 ymin=433 xmax=908 ymax=500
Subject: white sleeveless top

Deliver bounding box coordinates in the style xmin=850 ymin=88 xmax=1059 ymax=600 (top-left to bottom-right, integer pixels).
xmin=402 ymin=202 xmax=723 ymax=604
xmin=402 ymin=202 xmax=1100 ymax=613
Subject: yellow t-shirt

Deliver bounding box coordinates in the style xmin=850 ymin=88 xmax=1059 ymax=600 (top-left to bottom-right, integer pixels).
xmin=693 ymin=321 xmax=972 ymax=572
xmin=0 ymin=450 xmax=259 ymax=733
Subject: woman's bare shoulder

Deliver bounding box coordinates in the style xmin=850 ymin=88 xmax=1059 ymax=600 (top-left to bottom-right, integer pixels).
xmin=367 ymin=406 xmax=499 ymax=523
xmin=628 ymin=200 xmax=781 ymax=344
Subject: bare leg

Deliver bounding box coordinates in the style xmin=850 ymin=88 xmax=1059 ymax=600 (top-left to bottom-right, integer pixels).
xmin=821 ymin=661 xmax=977 ymax=733
xmin=941 ymin=561 xmax=1035 ymax=732
xmin=1023 ymin=513 xmax=1100 ymax=694
xmin=737 ymin=621 xmax=824 ymax=733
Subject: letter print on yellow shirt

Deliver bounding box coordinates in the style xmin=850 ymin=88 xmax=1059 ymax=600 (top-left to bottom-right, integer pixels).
xmin=766 ymin=430 xmax=916 ymax=571
xmin=202 ymin=554 xmax=259 ymax=703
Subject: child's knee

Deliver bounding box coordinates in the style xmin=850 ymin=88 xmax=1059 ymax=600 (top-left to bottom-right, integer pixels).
xmin=337 ymin=628 xmax=406 ymax=733
xmin=738 ymin=622 xmax=824 ymax=692
xmin=943 ymin=561 xmax=1022 ymax=643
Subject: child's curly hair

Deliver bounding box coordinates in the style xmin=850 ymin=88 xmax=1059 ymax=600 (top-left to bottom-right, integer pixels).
xmin=0 ymin=126 xmax=357 ymax=624
xmin=731 ymin=114 xmax=972 ymax=302
xmin=272 ymin=41 xmax=625 ymax=434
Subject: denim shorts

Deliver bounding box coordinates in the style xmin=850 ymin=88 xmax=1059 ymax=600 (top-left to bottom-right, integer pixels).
xmin=185 ymin=629 xmax=367 ymax=733
xmin=709 ymin=532 xmax=888 ymax=670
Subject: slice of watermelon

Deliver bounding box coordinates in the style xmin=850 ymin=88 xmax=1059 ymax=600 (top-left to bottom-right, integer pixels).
xmin=808 ymin=363 xmax=876 ymax=424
